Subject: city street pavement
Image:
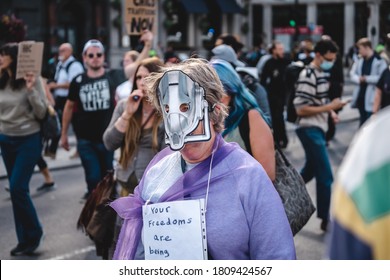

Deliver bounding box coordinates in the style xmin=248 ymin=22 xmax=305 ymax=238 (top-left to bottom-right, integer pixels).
xmin=0 ymin=76 xmax=361 ymax=260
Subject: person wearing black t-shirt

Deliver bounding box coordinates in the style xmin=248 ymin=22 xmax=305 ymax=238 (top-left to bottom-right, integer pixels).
xmin=61 ymin=40 xmax=115 ymax=200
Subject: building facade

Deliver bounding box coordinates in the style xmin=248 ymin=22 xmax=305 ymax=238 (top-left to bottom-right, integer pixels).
xmin=1 ymin=0 xmax=389 ymax=68
xmin=249 ymin=0 xmax=386 ymax=56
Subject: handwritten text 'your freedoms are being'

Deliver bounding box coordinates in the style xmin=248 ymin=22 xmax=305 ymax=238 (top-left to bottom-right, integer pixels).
xmin=147 ymin=205 xmax=193 ymax=258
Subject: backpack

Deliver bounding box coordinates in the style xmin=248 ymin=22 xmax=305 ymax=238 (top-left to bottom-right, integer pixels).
xmin=285 ymin=62 xmax=314 ymax=123
xmin=236 ymin=67 xmax=272 ymax=126
xmin=55 ymin=59 xmax=83 ymax=82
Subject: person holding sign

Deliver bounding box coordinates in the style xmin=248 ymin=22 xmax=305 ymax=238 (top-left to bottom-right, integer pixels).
xmin=110 ymin=58 xmax=295 ymax=260
xmin=0 ymin=43 xmax=47 ymax=256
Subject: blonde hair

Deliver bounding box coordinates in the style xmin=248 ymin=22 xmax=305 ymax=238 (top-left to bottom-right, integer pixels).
xmin=144 ymin=58 xmax=228 ymax=133
xmin=119 ymin=57 xmax=164 ymax=168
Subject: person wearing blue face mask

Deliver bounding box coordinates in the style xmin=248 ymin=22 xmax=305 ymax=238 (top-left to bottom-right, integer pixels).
xmin=293 ymin=39 xmax=348 ymax=232
xmin=320 ymin=60 xmax=334 ymax=71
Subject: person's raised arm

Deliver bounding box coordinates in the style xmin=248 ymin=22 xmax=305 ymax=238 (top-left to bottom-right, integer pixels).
xmin=124 ymin=29 xmax=153 ymax=79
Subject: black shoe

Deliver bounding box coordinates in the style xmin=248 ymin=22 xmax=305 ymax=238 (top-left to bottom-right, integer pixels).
xmin=10 ymin=244 xmax=28 ymax=256
xmin=37 ymin=182 xmax=56 ymax=192
xmin=44 ymin=151 xmax=56 ymax=160
xmin=320 ymin=219 xmax=328 ymax=232
xmin=81 ymin=192 xmax=91 ymax=200
xmin=24 ymin=234 xmax=45 ymax=255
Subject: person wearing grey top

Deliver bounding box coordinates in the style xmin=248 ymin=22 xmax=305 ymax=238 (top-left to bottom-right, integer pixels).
xmin=103 ymin=57 xmax=165 ymax=197
xmin=0 ymin=43 xmax=47 ymax=256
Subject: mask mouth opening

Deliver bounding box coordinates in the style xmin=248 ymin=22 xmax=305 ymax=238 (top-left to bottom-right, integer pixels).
xmin=158 ymin=70 xmax=211 ymax=151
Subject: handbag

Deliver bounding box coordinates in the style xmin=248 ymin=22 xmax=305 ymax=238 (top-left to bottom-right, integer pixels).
xmin=77 ymin=170 xmax=117 ymax=259
xmin=41 ymin=105 xmax=61 ymax=140
xmin=273 ymin=146 xmax=316 ymax=236
xmin=224 ymin=115 xmax=315 ymax=235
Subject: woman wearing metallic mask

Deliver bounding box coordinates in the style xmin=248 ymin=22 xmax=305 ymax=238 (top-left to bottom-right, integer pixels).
xmin=103 ymin=57 xmax=165 ymax=197
xmin=210 ymin=59 xmax=276 ymax=181
xmin=110 ymin=58 xmax=295 ymax=260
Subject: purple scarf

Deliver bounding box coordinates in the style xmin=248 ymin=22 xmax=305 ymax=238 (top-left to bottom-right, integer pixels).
xmin=110 ymin=134 xmax=236 ymax=259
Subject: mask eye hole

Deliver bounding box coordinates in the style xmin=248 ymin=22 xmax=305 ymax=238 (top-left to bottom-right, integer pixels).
xmin=164 ymin=104 xmax=170 ymax=113
xmin=180 ymin=103 xmax=190 ymax=112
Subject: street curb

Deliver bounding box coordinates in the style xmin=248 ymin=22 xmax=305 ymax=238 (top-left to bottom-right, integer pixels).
xmin=0 ymin=162 xmax=82 ymax=180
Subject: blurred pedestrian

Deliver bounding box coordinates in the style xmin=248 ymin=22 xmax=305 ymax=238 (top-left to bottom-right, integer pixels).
xmin=211 ymin=44 xmax=272 ymax=124
xmin=329 ymin=106 xmax=390 ymax=259
xmin=61 ymin=39 xmax=115 ymax=200
xmin=260 ymin=41 xmax=289 ymax=148
xmin=110 ymin=58 xmax=295 ymax=260
xmin=294 ymin=39 xmax=348 ymax=231
xmin=295 ymin=40 xmax=314 ymax=65
xmin=256 ymin=44 xmax=272 ymax=79
xmin=46 ymin=43 xmax=84 ymax=159
xmin=0 ymin=43 xmax=47 ymax=255
xmin=214 ymin=33 xmax=244 ymax=59
xmin=350 ymin=38 xmax=387 ymax=126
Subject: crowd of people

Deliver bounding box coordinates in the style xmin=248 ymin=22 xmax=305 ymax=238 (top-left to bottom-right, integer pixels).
xmin=1 ymin=29 xmax=389 ymax=260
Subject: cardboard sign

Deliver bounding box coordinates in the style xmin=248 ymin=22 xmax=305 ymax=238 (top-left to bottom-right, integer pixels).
xmin=16 ymin=41 xmax=44 ymax=79
xmin=142 ymin=199 xmax=208 ymax=260
xmin=124 ymin=0 xmax=157 ymax=35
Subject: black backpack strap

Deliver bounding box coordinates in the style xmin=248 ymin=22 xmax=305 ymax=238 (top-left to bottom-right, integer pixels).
xmin=238 ymin=111 xmax=252 ymax=154
xmin=65 ymin=60 xmax=77 ymax=74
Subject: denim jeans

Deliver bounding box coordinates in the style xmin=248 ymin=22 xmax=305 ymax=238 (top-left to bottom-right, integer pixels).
xmin=77 ymin=138 xmax=114 ymax=194
xmin=296 ymin=126 xmax=333 ymax=220
xmin=0 ymin=132 xmax=43 ymax=246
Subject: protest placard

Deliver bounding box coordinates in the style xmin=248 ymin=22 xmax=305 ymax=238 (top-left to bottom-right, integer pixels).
xmin=16 ymin=41 xmax=44 ymax=79
xmin=143 ymin=199 xmax=208 ymax=260
xmin=124 ymin=0 xmax=157 ymax=35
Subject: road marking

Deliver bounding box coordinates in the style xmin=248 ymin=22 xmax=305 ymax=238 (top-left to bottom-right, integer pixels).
xmin=48 ymin=246 xmax=96 ymax=260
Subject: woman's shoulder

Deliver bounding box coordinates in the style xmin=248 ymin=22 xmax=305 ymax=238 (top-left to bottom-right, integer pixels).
xmin=223 ymin=144 xmax=274 ymax=191
xmin=226 ymin=142 xmax=261 ymax=169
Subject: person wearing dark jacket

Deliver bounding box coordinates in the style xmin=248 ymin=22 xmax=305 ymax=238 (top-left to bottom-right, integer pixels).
xmin=260 ymin=41 xmax=290 ymax=148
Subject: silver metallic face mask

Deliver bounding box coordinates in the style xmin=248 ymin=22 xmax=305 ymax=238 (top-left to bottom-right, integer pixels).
xmin=157 ymin=70 xmax=211 ymax=151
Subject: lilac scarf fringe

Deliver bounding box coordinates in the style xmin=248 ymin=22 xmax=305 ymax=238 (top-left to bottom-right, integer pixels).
xmin=110 ymin=134 xmax=236 ymax=259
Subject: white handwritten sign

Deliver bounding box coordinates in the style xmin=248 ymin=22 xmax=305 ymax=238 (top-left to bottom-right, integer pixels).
xmin=16 ymin=41 xmax=44 ymax=79
xmin=125 ymin=0 xmax=157 ymax=35
xmin=142 ymin=199 xmax=207 ymax=260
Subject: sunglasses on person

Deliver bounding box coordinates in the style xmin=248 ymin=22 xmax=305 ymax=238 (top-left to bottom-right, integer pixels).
xmin=87 ymin=53 xmax=103 ymax=58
